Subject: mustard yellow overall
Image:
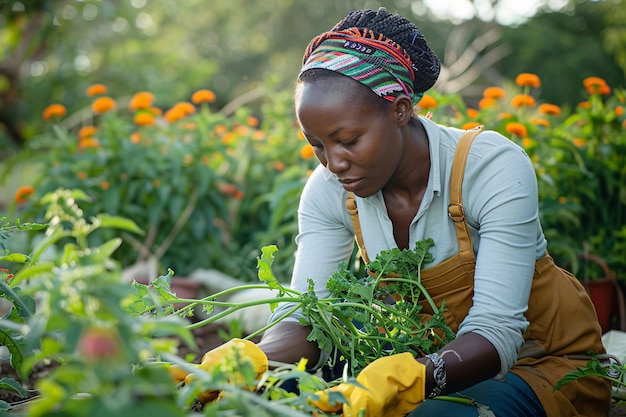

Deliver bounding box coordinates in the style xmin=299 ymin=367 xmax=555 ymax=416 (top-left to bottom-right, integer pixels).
xmin=347 ymin=127 xmax=611 ymax=416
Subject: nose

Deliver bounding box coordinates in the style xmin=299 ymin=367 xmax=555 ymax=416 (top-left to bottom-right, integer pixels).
xmin=324 ymin=146 xmax=349 ymax=174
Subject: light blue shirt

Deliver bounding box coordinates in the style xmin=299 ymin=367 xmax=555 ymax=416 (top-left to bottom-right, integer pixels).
xmin=270 ymin=116 xmax=548 ymax=374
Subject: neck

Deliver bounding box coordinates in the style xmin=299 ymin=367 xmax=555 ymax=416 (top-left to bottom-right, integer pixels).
xmin=384 ymin=118 xmax=431 ymax=199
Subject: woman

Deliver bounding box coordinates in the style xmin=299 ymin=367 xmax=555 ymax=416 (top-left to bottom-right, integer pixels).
xmin=191 ymin=8 xmax=611 ymax=417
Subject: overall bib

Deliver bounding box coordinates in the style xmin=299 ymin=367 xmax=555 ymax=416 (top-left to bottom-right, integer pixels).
xmin=347 ymin=127 xmax=611 ymax=416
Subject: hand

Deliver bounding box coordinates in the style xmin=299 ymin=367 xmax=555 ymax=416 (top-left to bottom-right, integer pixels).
xmin=311 ymin=352 xmax=426 ymax=417
xmin=168 ymin=338 xmax=268 ymax=403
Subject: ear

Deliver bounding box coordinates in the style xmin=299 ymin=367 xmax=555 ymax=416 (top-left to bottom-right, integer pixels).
xmin=390 ymin=95 xmax=414 ymax=126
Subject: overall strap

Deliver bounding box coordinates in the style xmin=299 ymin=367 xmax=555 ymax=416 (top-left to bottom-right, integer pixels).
xmin=346 ymin=125 xmax=485 ymax=263
xmin=448 ymin=125 xmax=484 ymax=254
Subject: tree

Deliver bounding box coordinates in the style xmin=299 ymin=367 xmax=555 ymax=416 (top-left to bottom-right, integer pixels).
xmin=497 ymin=1 xmax=624 ymax=107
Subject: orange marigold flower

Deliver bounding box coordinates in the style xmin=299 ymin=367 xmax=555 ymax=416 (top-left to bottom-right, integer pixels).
xmin=531 ymin=118 xmax=550 ymax=128
xmin=130 ymin=132 xmax=141 ymax=144
xmin=184 ymin=123 xmax=196 ymax=130
xmin=14 ymin=185 xmax=35 ymax=204
xmin=478 ymin=97 xmax=495 ymax=110
xmin=583 ymin=77 xmax=608 ymax=95
xmin=597 ymin=84 xmax=611 ymax=95
xmin=164 ymin=106 xmax=186 ymax=123
xmin=515 ymin=73 xmax=541 ymax=88
xmin=578 ymin=101 xmax=591 ymax=109
xmin=298 ymin=130 xmax=306 ymax=140
xmin=86 ymin=84 xmax=107 ymax=96
xmin=129 ymin=92 xmax=155 ymax=111
xmin=274 ymin=161 xmax=285 ymax=171
xmin=174 ymin=102 xmax=195 ymax=116
xmin=78 ymin=125 xmax=97 ymax=139
xmin=300 ymin=143 xmax=315 ymax=159
xmin=417 ymin=94 xmax=437 ymax=109
xmin=558 ymin=196 xmax=567 ymax=204
xmin=521 ymin=138 xmax=534 ymax=148
xmin=77 ymin=171 xmax=88 ymax=180
xmin=91 ymin=97 xmax=116 ymax=114
xmin=483 ymin=87 xmax=505 ymax=99
xmin=498 ymin=112 xmax=512 ymax=120
xmin=221 ymin=132 xmax=236 ymax=145
xmin=78 ymin=137 xmax=101 ymax=150
xmin=511 ymin=94 xmax=536 ymax=108
xmin=191 ymin=89 xmax=216 ymax=104
xmin=134 ymin=112 xmax=156 ymax=126
xmin=538 ymin=103 xmax=561 ymax=116
xmin=505 ymin=122 xmax=528 ymax=137
xmin=234 ymin=125 xmax=249 ymax=136
xmin=42 ymin=104 xmax=67 ymax=120
xmin=149 ymin=107 xmax=163 ymax=116
xmin=466 ymin=108 xmax=479 ymax=119
xmin=246 ymin=116 xmax=260 ymax=127
xmin=101 ymin=181 xmax=110 ymax=190
xmin=461 ymin=122 xmax=482 ymax=130
xmin=215 ymin=124 xmax=228 ymax=135
xmin=573 ymin=137 xmax=586 ymax=148
xmin=252 ymin=130 xmax=265 ymax=141
xmin=615 ymin=106 xmax=624 ymax=117
xmin=218 ymin=182 xmax=240 ymax=197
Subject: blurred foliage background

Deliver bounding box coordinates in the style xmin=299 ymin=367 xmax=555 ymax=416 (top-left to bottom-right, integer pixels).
xmin=0 ymin=0 xmax=624 ymax=281
xmin=0 ymin=0 xmax=624 ymax=155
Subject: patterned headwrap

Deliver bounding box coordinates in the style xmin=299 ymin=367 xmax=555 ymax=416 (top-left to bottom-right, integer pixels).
xmin=300 ymin=28 xmax=421 ymax=105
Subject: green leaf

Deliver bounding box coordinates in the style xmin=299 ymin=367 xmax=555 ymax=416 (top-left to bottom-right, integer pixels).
xmin=16 ymin=222 xmax=47 ymax=231
xmin=97 ymin=214 xmax=144 ymax=234
xmin=0 ymin=282 xmax=35 ymax=319
xmin=0 ymin=328 xmax=24 ymax=378
xmin=257 ymin=245 xmax=280 ymax=289
xmin=0 ymin=252 xmax=29 ymax=263
xmin=96 ymin=238 xmax=123 ymax=259
xmin=0 ymin=377 xmax=28 ymax=398
xmin=10 ymin=262 xmax=55 ymax=286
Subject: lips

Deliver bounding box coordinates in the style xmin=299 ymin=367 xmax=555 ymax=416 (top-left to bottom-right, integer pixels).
xmin=338 ymin=178 xmax=363 ymax=192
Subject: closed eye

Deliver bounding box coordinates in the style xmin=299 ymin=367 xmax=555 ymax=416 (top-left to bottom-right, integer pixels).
xmin=342 ymin=136 xmax=359 ymax=146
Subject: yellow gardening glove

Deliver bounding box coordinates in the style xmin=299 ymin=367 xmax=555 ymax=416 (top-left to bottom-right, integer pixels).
xmin=311 ymin=352 xmax=426 ymax=417
xmin=168 ymin=338 xmax=268 ymax=403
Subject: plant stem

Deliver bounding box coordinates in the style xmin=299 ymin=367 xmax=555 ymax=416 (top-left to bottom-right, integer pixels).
xmin=432 ymin=395 xmax=475 ymax=406
xmin=186 ymin=296 xmax=302 ymax=330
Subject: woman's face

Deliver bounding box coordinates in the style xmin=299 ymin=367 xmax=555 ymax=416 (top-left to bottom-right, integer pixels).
xmin=295 ymin=76 xmax=407 ymax=197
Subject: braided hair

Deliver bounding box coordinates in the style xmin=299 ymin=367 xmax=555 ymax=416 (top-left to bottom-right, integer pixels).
xmin=330 ymin=8 xmax=440 ymax=94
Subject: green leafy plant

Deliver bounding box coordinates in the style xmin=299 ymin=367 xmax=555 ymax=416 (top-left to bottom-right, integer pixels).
xmin=167 ymin=239 xmax=454 ymax=379
xmin=10 ymin=79 xmax=317 ymax=283
xmin=554 ymin=355 xmax=626 ymax=405
xmin=300 ymin=238 xmax=455 ymax=376
xmin=0 ymin=189 xmax=196 ymax=416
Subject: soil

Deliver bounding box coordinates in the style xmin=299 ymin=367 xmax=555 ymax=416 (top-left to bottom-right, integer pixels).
xmin=2 ymin=323 xmax=626 ymax=415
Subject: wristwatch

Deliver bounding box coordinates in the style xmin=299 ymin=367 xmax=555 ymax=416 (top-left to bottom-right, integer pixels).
xmin=426 ymin=352 xmax=447 ymax=398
